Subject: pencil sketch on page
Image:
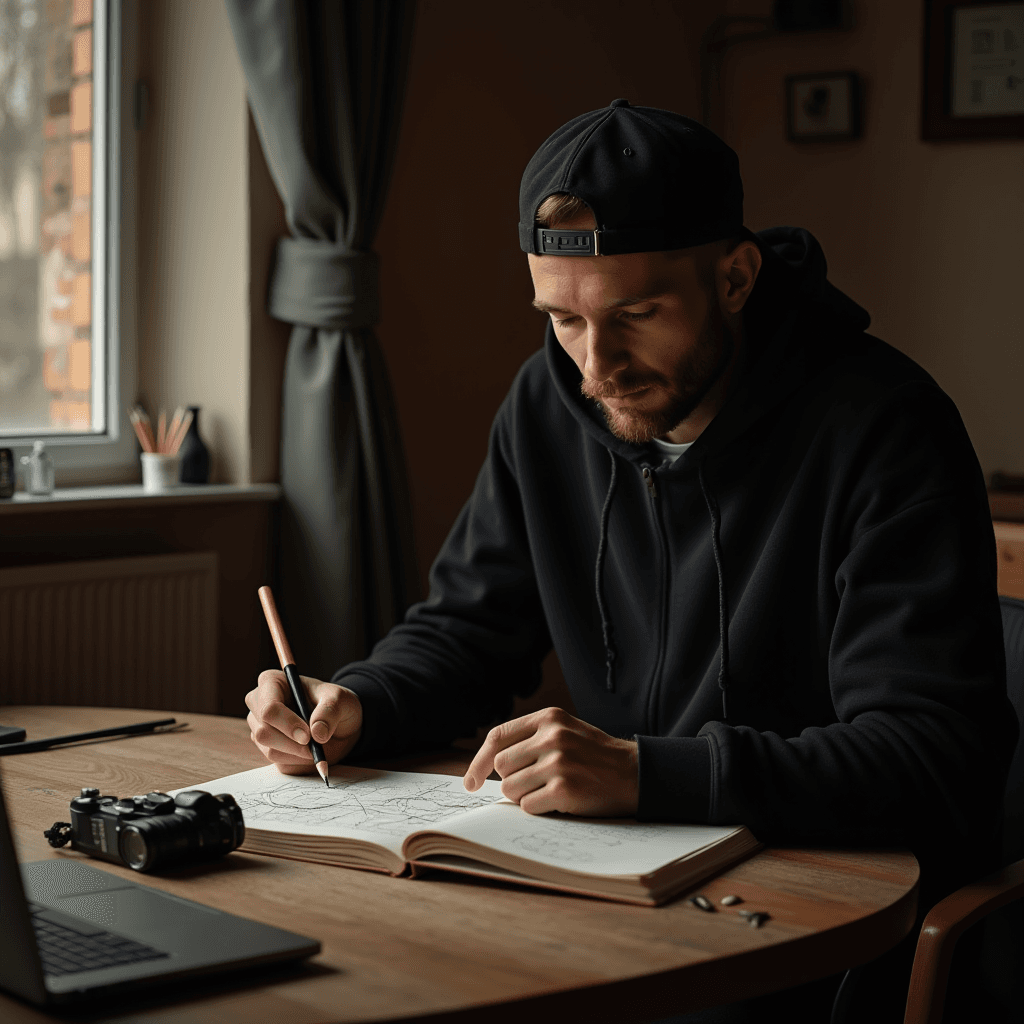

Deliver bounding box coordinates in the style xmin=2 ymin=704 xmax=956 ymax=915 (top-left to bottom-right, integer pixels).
xmin=511 ymin=822 xmax=629 ymax=862
xmin=439 ymin=802 xmax=737 ymax=875
xmin=187 ymin=765 xmax=504 ymax=842
xmin=507 ymin=820 xmax=692 ymax=864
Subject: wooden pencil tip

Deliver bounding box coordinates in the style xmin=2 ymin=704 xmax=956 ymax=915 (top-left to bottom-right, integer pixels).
xmin=317 ymin=761 xmax=330 ymax=786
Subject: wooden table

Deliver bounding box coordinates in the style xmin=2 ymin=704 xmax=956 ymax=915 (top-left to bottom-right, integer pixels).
xmin=0 ymin=706 xmax=920 ymax=1024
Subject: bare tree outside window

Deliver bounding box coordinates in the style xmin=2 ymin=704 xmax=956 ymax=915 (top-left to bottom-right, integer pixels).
xmin=0 ymin=0 xmax=93 ymax=434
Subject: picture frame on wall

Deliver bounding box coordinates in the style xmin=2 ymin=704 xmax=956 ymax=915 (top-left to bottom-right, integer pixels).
xmin=923 ymin=0 xmax=1024 ymax=140
xmin=785 ymin=71 xmax=862 ymax=142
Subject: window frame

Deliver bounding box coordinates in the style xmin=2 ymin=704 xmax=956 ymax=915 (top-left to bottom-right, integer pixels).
xmin=0 ymin=0 xmax=139 ymax=486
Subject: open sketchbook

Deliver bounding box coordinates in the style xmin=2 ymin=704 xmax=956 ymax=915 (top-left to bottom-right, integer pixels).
xmin=174 ymin=764 xmax=760 ymax=906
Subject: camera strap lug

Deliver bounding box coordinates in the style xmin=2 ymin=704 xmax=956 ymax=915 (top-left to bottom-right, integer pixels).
xmin=44 ymin=822 xmax=74 ymax=848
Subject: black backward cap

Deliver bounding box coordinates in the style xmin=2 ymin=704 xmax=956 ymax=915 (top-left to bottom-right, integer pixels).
xmin=519 ymin=99 xmax=745 ymax=257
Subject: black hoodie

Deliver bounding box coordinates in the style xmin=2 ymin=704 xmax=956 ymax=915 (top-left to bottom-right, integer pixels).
xmin=336 ymin=226 xmax=1017 ymax=898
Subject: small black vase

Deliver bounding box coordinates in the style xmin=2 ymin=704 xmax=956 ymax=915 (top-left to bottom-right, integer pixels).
xmin=177 ymin=406 xmax=210 ymax=484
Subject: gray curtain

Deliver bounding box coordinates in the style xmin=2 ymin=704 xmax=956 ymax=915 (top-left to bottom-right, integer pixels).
xmin=225 ymin=0 xmax=420 ymax=679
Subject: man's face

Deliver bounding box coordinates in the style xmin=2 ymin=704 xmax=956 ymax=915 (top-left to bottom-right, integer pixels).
xmin=529 ymin=232 xmax=734 ymax=445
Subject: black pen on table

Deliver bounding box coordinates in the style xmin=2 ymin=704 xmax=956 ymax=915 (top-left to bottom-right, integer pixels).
xmin=0 ymin=718 xmax=178 ymax=756
xmin=258 ymin=585 xmax=330 ymax=786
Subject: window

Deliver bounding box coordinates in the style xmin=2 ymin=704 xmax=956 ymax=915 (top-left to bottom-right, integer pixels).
xmin=0 ymin=0 xmax=136 ymax=484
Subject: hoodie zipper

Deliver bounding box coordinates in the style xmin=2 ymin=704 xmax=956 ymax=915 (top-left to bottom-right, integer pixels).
xmin=640 ymin=463 xmax=669 ymax=735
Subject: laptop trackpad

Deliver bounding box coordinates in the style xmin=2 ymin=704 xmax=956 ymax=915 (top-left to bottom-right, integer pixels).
xmin=51 ymin=888 xmax=221 ymax=951
xmin=22 ymin=859 xmax=135 ymax=900
xmin=24 ymin=860 xmax=221 ymax=955
xmin=23 ymin=859 xmax=317 ymax=967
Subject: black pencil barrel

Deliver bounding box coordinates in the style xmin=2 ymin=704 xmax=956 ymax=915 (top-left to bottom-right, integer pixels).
xmin=283 ymin=664 xmax=326 ymax=767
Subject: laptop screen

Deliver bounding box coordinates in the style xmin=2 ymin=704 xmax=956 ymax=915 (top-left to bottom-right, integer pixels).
xmin=0 ymin=765 xmax=49 ymax=1004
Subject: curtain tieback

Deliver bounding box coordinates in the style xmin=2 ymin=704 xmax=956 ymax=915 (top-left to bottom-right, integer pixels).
xmin=268 ymin=237 xmax=380 ymax=329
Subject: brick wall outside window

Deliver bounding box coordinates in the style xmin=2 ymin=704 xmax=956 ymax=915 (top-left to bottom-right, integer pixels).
xmin=0 ymin=0 xmax=93 ymax=434
xmin=40 ymin=0 xmax=93 ymax=430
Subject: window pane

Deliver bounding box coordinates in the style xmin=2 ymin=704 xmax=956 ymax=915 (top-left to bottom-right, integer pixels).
xmin=0 ymin=0 xmax=95 ymax=434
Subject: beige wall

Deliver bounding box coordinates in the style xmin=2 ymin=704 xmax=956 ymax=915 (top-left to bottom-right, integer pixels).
xmin=719 ymin=0 xmax=1024 ymax=477
xmin=136 ymin=0 xmax=249 ymax=484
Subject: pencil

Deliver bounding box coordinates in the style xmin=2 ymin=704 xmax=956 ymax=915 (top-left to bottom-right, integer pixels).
xmin=129 ymin=412 xmax=154 ymax=453
xmin=166 ymin=406 xmax=184 ymax=454
xmin=257 ymin=586 xmax=329 ymax=785
xmin=132 ymin=405 xmax=156 ymax=453
xmin=169 ymin=408 xmax=193 ymax=456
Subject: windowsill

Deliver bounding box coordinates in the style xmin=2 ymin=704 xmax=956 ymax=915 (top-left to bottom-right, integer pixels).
xmin=0 ymin=483 xmax=282 ymax=515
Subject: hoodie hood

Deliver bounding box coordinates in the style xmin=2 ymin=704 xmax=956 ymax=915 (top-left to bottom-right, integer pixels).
xmin=545 ymin=226 xmax=872 ymax=707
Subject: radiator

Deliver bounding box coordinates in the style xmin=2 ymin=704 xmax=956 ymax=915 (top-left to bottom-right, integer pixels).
xmin=0 ymin=552 xmax=218 ymax=712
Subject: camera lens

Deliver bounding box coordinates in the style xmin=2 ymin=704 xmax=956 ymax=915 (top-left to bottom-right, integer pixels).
xmin=118 ymin=814 xmax=192 ymax=871
xmin=119 ymin=826 xmax=152 ymax=871
xmin=114 ymin=791 xmax=245 ymax=872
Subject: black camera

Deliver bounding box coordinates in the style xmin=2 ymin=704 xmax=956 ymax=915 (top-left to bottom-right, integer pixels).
xmin=45 ymin=788 xmax=245 ymax=872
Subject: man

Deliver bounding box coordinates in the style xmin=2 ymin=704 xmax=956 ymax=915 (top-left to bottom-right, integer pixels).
xmin=247 ymin=102 xmax=1016 ymax=1021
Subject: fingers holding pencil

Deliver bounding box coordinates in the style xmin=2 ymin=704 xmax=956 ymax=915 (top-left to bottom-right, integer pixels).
xmin=245 ymin=670 xmax=363 ymax=775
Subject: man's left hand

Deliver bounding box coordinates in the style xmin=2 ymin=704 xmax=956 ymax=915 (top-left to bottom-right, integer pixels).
xmin=463 ymin=707 xmax=639 ymax=817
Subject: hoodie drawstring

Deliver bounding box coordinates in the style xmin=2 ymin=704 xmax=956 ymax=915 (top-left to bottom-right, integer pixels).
xmin=698 ymin=457 xmax=730 ymax=722
xmin=595 ymin=450 xmax=619 ymax=691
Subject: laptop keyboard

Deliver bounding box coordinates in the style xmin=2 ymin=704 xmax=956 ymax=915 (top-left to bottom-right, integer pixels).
xmin=28 ymin=903 xmax=170 ymax=977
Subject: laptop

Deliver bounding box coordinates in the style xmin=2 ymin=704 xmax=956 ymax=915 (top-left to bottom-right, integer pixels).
xmin=0 ymin=766 xmax=321 ymax=1006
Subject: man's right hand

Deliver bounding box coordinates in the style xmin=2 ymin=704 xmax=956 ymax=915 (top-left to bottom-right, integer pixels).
xmin=245 ymin=671 xmax=363 ymax=775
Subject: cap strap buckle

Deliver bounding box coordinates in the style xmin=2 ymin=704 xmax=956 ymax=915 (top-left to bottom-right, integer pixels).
xmin=535 ymin=226 xmax=602 ymax=256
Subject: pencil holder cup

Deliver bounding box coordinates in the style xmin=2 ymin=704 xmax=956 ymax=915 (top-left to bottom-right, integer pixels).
xmin=141 ymin=453 xmax=181 ymax=492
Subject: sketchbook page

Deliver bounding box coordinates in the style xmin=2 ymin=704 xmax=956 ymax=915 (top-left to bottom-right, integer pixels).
xmin=170 ymin=764 xmax=504 ymax=859
xmin=413 ymin=800 xmax=745 ymax=877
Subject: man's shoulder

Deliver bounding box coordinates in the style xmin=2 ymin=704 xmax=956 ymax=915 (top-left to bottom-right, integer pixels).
xmin=802 ymin=328 xmax=979 ymax=479
xmin=813 ymin=325 xmax=948 ymax=415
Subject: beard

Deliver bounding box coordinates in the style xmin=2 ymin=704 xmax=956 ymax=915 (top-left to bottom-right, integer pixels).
xmin=581 ymin=303 xmax=735 ymax=445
